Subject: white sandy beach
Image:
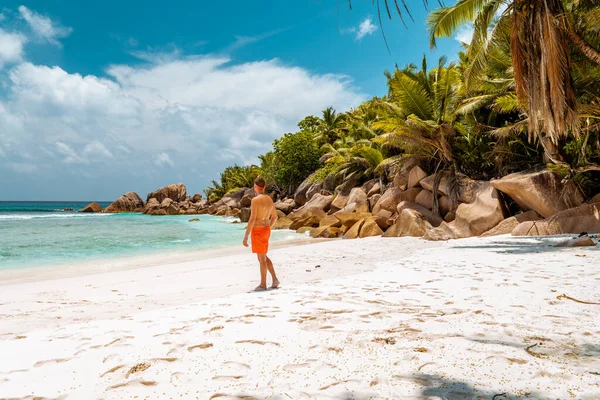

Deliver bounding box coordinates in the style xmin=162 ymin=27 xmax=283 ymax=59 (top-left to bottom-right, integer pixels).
xmin=0 ymin=235 xmax=599 ymax=399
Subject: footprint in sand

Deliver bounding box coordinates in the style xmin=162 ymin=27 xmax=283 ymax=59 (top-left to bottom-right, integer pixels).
xmin=101 ymin=365 xmax=125 ymax=377
xmin=212 ymin=375 xmax=245 ymax=381
xmin=235 ymin=339 xmax=280 ymax=347
xmin=188 ymin=343 xmax=213 ymax=352
xmin=222 ymin=361 xmax=250 ymax=370
xmin=34 ymin=358 xmax=70 ymax=367
xmin=283 ymin=362 xmax=312 ymax=370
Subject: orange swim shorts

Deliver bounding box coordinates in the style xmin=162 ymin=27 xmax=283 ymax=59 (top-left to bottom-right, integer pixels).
xmin=251 ymin=226 xmax=271 ymax=254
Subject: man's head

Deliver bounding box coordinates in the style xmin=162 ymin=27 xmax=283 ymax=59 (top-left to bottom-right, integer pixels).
xmin=254 ymin=177 xmax=266 ymax=193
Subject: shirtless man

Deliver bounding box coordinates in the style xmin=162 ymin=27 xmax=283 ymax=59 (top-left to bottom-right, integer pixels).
xmin=243 ymin=177 xmax=280 ymax=291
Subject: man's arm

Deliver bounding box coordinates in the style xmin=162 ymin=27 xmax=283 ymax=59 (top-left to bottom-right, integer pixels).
xmin=243 ymin=198 xmax=257 ymax=247
xmin=269 ymin=201 xmax=278 ymax=228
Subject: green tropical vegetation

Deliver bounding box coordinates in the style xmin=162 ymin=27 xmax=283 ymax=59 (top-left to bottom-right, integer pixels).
xmin=204 ymin=0 xmax=600 ymax=203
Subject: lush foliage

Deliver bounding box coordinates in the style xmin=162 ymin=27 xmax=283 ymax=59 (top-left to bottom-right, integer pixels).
xmin=204 ymin=1 xmax=600 ymax=203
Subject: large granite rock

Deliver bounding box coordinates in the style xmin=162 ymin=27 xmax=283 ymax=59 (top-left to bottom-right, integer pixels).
xmin=451 ymin=183 xmax=506 ymax=237
xmin=289 ymin=194 xmax=333 ymax=220
xmin=512 ymin=203 xmax=600 ymax=236
xmin=104 ymin=192 xmax=144 ymax=213
xmin=240 ymin=188 xmax=256 ymax=208
xmin=383 ymin=208 xmax=434 ymax=238
xmin=346 ymin=188 xmax=369 ymax=213
xmin=238 ymin=207 xmax=251 ymax=223
xmin=275 ymin=198 xmax=297 ymax=214
xmin=480 ymin=210 xmax=541 ymax=237
xmin=319 ymin=215 xmax=342 ymax=228
xmin=372 ymin=187 xmax=419 ymax=214
xmin=147 ymin=184 xmax=187 ymax=203
xmin=369 ymin=194 xmax=382 ymax=212
xmin=424 ymin=183 xmax=506 ymax=240
xmin=160 ymin=198 xmax=180 ymax=215
xmin=491 ymin=169 xmax=584 ymax=218
xmin=273 ymin=217 xmax=293 ymax=230
xmin=397 ymin=201 xmax=443 ymax=227
xmin=415 ymin=189 xmax=434 ymax=210
xmin=142 ymin=198 xmax=160 ymax=214
xmin=359 ymin=218 xmax=384 ymax=238
xmin=192 ymin=193 xmax=203 ymax=203
xmin=343 ymin=218 xmax=366 ymax=239
xmin=407 ymin=166 xmax=427 ymax=188
xmin=79 ymin=202 xmax=103 ymax=213
xmin=333 ymin=212 xmax=373 ymax=228
xmin=419 ymin=173 xmax=451 ymax=196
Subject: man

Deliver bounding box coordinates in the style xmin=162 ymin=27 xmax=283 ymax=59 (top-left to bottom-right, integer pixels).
xmin=243 ymin=177 xmax=280 ymax=291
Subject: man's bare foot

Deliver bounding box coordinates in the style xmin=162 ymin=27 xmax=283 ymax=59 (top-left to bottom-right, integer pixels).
xmin=254 ymin=285 xmax=267 ymax=291
xmin=271 ymin=279 xmax=280 ymax=289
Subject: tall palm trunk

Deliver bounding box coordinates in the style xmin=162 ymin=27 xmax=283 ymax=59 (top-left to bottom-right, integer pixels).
xmin=565 ymin=26 xmax=600 ymax=66
xmin=511 ymin=0 xmax=579 ymax=145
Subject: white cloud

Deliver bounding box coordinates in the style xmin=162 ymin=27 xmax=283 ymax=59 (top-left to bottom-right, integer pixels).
xmin=356 ymin=17 xmax=377 ymax=40
xmin=83 ymin=141 xmax=113 ymax=159
xmin=56 ymin=142 xmax=85 ymax=164
xmin=8 ymin=162 xmax=37 ymax=173
xmin=454 ymin=24 xmax=474 ymax=44
xmin=0 ymin=55 xmax=364 ymax=198
xmin=155 ymin=152 xmax=174 ymax=167
xmin=0 ymin=29 xmax=27 ymax=68
xmin=18 ymin=6 xmax=72 ymax=46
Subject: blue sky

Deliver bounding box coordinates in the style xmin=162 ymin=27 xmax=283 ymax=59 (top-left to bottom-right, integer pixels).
xmin=0 ymin=1 xmax=465 ymax=201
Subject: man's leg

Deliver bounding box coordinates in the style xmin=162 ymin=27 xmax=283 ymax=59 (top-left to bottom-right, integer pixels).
xmin=266 ymin=256 xmax=279 ymax=288
xmin=257 ymin=254 xmax=268 ymax=289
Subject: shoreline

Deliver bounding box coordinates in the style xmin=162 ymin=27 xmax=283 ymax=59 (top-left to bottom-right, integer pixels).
xmin=0 ymin=232 xmax=328 ymax=286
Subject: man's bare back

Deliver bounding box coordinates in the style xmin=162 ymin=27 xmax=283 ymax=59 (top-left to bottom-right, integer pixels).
xmin=251 ymin=194 xmax=276 ymax=227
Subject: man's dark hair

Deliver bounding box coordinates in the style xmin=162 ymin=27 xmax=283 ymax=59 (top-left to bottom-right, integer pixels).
xmin=254 ymin=176 xmax=266 ymax=188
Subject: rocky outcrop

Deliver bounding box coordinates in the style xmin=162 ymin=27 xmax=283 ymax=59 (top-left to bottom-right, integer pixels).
xmin=79 ymin=202 xmax=103 ymax=213
xmin=396 ymin=201 xmax=442 ymax=227
xmin=290 ymin=194 xmax=333 ymax=220
xmin=491 ymin=169 xmax=584 ymax=218
xmin=142 ymin=198 xmax=161 ymax=214
xmin=240 ymin=189 xmax=256 ymax=208
xmin=449 ymin=183 xmax=506 ymax=238
xmin=346 ymin=188 xmax=369 ymax=213
xmin=512 ymin=203 xmax=600 ymax=236
xmin=343 ymin=218 xmax=366 ymax=239
xmin=480 ymin=210 xmax=541 ymax=237
xmin=415 ymin=190 xmax=434 ymax=209
xmin=359 ymin=218 xmax=384 ymax=238
xmin=407 ymin=166 xmax=427 ymax=188
xmin=192 ymin=194 xmax=203 ymax=203
xmin=424 ymin=183 xmax=506 ymax=240
xmin=554 ymin=236 xmax=595 ymax=247
xmin=275 ymin=198 xmax=297 ymax=214
xmin=294 ymin=174 xmax=341 ymax=207
xmin=103 ymin=192 xmax=144 ymax=213
xmin=147 ymin=184 xmax=187 ymax=203
xmin=238 ymin=207 xmax=251 ymax=223
xmin=419 ymin=173 xmax=451 ymax=196
xmin=273 ymin=217 xmax=293 ymax=230
xmin=384 ymin=208 xmax=433 ymax=237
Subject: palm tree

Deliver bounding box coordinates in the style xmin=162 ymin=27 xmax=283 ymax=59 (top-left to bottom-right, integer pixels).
xmin=374 ymin=56 xmax=462 ymax=164
xmin=427 ymin=0 xmax=600 ymax=156
xmin=313 ymin=107 xmax=347 ymax=146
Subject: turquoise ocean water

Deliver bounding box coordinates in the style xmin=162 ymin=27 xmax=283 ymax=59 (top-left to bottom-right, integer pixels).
xmin=0 ymin=201 xmax=298 ymax=270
